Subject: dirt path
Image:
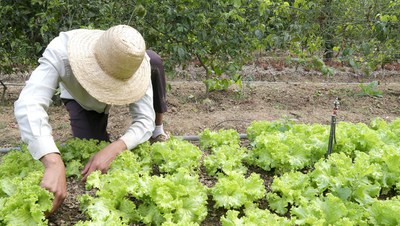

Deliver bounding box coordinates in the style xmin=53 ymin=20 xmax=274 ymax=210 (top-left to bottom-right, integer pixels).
xmin=1 ymin=79 xmax=399 ymax=148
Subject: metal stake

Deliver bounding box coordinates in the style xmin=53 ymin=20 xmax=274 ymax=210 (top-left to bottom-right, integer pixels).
xmin=327 ymin=97 xmax=339 ymax=157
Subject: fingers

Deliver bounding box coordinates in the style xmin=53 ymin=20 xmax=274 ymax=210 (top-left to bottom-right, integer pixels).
xmin=81 ymin=150 xmax=115 ymax=181
xmin=81 ymin=162 xmax=93 ymax=182
xmin=41 ymin=178 xmax=67 ymax=217
xmin=81 ymin=157 xmax=93 ymax=175
xmin=46 ymin=190 xmax=66 ymax=217
xmin=81 ymin=158 xmax=100 ymax=182
xmin=81 ymin=141 xmax=126 ymax=181
xmin=81 ymin=166 xmax=93 ymax=182
xmin=39 ymin=154 xmax=67 ymax=217
xmin=81 ymin=156 xmax=97 ymax=181
xmin=81 ymin=159 xmax=109 ymax=182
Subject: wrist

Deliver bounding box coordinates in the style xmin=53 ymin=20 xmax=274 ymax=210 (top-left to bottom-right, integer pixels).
xmin=40 ymin=153 xmax=63 ymax=168
xmin=114 ymin=139 xmax=128 ymax=154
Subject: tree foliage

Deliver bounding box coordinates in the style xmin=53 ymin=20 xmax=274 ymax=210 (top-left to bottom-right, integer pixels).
xmin=1 ymin=0 xmax=399 ymax=82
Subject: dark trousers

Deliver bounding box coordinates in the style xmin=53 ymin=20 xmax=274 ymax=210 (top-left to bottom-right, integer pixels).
xmin=147 ymin=49 xmax=168 ymax=113
xmin=62 ymin=99 xmax=110 ymax=142
xmin=63 ymin=50 xmax=167 ymax=141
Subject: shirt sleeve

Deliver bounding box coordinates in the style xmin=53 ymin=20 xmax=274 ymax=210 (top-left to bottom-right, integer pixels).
xmin=14 ymin=43 xmax=64 ymax=160
xmin=119 ymin=83 xmax=155 ymax=150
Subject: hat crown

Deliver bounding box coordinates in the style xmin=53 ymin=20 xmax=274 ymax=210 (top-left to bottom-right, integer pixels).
xmin=94 ymin=25 xmax=146 ymax=80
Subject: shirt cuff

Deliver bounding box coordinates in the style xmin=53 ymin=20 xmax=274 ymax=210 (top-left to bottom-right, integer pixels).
xmin=119 ymin=130 xmax=152 ymax=151
xmin=28 ymin=136 xmax=60 ymax=160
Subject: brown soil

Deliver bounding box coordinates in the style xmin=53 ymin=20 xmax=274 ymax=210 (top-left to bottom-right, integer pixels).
xmin=0 ymin=59 xmax=399 ymax=225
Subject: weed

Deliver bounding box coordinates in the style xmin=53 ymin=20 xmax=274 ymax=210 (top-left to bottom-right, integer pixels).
xmin=358 ymin=81 xmax=383 ymax=97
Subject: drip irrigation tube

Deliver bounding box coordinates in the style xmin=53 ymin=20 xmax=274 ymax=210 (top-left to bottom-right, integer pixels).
xmin=0 ymin=147 xmax=21 ymax=153
xmin=0 ymin=134 xmax=249 ymax=153
xmin=180 ymin=133 xmax=248 ymax=141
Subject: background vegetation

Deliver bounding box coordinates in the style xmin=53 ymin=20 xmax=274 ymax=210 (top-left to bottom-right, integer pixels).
xmin=1 ymin=0 xmax=399 ymax=89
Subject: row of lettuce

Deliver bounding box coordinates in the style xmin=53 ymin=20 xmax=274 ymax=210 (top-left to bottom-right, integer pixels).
xmin=0 ymin=117 xmax=400 ymax=225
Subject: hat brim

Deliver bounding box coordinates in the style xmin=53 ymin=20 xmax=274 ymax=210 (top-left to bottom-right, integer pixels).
xmin=67 ymin=29 xmax=151 ymax=105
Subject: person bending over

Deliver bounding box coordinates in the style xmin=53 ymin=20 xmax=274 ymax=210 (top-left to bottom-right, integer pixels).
xmin=14 ymin=25 xmax=156 ymax=215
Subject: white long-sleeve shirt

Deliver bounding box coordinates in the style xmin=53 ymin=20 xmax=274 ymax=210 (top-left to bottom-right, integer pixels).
xmin=14 ymin=30 xmax=155 ymax=160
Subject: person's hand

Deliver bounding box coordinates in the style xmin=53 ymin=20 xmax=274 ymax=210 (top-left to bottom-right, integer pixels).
xmin=40 ymin=153 xmax=67 ymax=217
xmin=81 ymin=139 xmax=127 ymax=181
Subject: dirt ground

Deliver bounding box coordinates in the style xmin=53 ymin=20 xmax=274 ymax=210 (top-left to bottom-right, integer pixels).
xmin=0 ymin=59 xmax=399 ymax=225
xmin=1 ymin=60 xmax=399 ymax=148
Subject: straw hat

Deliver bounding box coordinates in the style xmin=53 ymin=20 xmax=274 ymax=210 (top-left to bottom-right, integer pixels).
xmin=67 ymin=25 xmax=150 ymax=105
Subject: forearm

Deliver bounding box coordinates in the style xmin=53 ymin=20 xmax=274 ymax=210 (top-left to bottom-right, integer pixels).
xmin=14 ymin=87 xmax=60 ymax=159
xmin=120 ymin=85 xmax=155 ymax=150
